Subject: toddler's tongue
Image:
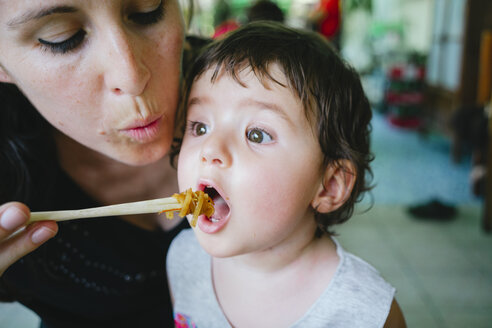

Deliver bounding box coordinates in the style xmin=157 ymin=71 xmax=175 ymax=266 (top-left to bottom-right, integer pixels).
xmin=211 ymin=195 xmax=229 ymax=221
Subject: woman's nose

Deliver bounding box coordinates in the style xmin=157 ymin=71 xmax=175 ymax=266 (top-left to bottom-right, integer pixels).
xmin=200 ymin=134 xmax=232 ymax=168
xmin=103 ymin=29 xmax=151 ymax=96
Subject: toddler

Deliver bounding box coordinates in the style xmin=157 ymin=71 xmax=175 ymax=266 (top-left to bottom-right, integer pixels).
xmin=168 ymin=22 xmax=406 ymax=328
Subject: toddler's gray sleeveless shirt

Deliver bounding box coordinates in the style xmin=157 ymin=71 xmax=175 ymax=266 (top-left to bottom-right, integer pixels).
xmin=167 ymin=229 xmax=395 ymax=328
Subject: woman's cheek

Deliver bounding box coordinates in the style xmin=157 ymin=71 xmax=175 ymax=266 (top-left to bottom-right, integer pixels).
xmin=177 ymin=145 xmax=195 ymax=189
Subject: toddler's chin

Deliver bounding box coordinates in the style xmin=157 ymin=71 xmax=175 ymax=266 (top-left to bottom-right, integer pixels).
xmin=194 ymin=233 xmax=237 ymax=258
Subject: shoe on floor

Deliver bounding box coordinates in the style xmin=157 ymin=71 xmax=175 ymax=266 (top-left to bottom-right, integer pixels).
xmin=407 ymin=199 xmax=457 ymax=221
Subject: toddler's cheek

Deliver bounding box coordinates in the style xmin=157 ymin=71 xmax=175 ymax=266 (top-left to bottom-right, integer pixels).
xmin=240 ymin=176 xmax=283 ymax=213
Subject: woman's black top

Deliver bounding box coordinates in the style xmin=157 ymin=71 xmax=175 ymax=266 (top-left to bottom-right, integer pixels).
xmin=1 ymin=168 xmax=189 ymax=328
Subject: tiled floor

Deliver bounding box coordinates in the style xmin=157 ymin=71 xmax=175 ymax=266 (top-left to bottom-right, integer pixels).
xmin=369 ymin=111 xmax=479 ymax=206
xmin=338 ymin=113 xmax=491 ymax=327
xmin=0 ymin=113 xmax=490 ymax=327
xmin=337 ymin=205 xmax=492 ymax=328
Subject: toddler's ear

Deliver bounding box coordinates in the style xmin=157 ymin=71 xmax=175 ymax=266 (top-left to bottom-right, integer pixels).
xmin=0 ymin=65 xmax=13 ymax=83
xmin=311 ymin=160 xmax=356 ymax=213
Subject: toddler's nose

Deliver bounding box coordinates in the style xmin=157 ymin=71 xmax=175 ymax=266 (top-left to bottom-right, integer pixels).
xmin=200 ymin=134 xmax=232 ymax=168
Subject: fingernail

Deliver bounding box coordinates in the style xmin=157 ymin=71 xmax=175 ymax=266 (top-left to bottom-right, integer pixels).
xmin=31 ymin=227 xmax=56 ymax=244
xmin=0 ymin=207 xmax=28 ymax=231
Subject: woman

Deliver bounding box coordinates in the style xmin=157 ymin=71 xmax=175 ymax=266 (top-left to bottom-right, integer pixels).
xmin=0 ymin=1 xmax=188 ymax=326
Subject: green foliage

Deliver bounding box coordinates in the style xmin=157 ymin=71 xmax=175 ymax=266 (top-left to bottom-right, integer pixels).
xmin=343 ymin=0 xmax=372 ymax=12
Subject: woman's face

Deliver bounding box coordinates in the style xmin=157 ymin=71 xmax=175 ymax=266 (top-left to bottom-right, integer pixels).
xmin=0 ymin=0 xmax=184 ymax=165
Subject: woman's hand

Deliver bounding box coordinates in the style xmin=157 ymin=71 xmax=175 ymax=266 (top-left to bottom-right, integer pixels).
xmin=0 ymin=202 xmax=58 ymax=277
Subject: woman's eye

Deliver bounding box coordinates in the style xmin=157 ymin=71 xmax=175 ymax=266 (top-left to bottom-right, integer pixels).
xmin=247 ymin=128 xmax=273 ymax=144
xmin=189 ymin=121 xmax=209 ymax=136
xmin=38 ymin=29 xmax=86 ymax=54
xmin=129 ymin=1 xmax=164 ymax=25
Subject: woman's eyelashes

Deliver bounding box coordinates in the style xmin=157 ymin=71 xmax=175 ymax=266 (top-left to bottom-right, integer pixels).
xmin=38 ymin=29 xmax=86 ymax=54
xmin=38 ymin=1 xmax=164 ymax=55
xmin=128 ymin=1 xmax=165 ymax=25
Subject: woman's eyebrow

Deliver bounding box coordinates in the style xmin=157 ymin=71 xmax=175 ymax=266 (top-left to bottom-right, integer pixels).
xmin=7 ymin=6 xmax=77 ymax=29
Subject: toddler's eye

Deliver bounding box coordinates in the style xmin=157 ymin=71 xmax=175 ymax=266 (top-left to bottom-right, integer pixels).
xmin=247 ymin=128 xmax=273 ymax=144
xmin=189 ymin=121 xmax=209 ymax=136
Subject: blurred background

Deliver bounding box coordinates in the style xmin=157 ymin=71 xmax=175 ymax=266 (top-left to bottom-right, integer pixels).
xmin=2 ymin=0 xmax=492 ymax=327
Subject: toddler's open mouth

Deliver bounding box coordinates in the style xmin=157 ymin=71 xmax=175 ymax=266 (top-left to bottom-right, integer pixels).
xmin=202 ymin=185 xmax=230 ymax=223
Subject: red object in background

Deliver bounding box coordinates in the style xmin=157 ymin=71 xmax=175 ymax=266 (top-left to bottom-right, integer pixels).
xmin=213 ymin=20 xmax=240 ymax=39
xmin=383 ymin=61 xmax=426 ymax=130
xmin=387 ymin=113 xmax=422 ymax=129
xmin=316 ymin=0 xmax=340 ymax=39
xmin=388 ymin=65 xmax=425 ymax=80
xmin=388 ymin=66 xmax=404 ymax=79
xmin=385 ymin=91 xmax=424 ymax=105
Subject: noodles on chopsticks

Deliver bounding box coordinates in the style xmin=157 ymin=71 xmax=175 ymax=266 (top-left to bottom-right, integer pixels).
xmin=160 ymin=188 xmax=215 ymax=227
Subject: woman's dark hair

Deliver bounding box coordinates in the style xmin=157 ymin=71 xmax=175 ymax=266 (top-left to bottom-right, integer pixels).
xmin=179 ymin=21 xmax=374 ymax=234
xmin=0 ymin=83 xmax=57 ymax=206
